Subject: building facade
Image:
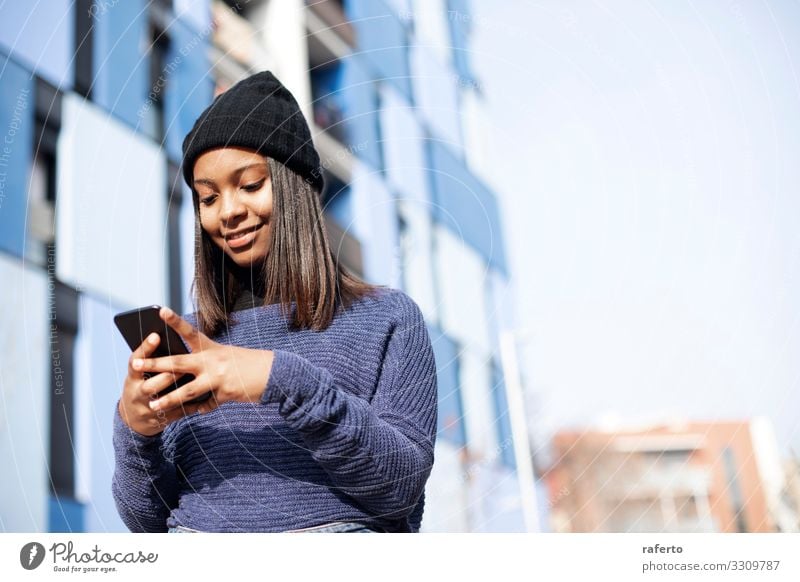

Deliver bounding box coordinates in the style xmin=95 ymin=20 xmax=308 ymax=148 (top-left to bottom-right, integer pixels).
xmin=547 ymin=418 xmax=797 ymax=533
xmin=0 ymin=0 xmax=537 ymax=532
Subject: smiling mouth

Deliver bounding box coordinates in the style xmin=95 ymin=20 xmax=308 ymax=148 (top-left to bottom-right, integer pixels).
xmin=226 ymin=225 xmax=260 ymax=240
xmin=225 ymin=224 xmax=262 ymax=249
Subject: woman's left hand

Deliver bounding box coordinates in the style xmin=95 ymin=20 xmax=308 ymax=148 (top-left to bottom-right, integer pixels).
xmin=132 ymin=306 xmax=274 ymax=415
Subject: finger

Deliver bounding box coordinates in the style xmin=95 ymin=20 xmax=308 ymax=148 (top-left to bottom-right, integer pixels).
xmin=129 ymin=333 xmax=160 ymax=376
xmin=174 ymin=391 xmax=220 ymax=417
xmin=149 ymin=377 xmax=213 ymax=413
xmin=192 ymin=393 xmax=221 ymax=415
xmin=140 ymin=371 xmax=183 ymax=399
xmin=133 ymin=353 xmax=193 ymax=375
xmin=159 ymin=306 xmax=206 ymax=352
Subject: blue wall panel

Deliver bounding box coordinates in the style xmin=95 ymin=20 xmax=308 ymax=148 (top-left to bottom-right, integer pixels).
xmin=346 ymin=0 xmax=412 ymax=100
xmin=447 ymin=0 xmax=475 ymax=85
xmin=49 ymin=497 xmax=85 ymax=533
xmin=427 ymin=140 xmax=508 ymax=274
xmin=92 ymin=0 xmax=151 ymax=131
xmin=0 ymin=54 xmax=33 ymax=259
xmin=164 ymin=18 xmax=214 ymax=164
xmin=77 ymin=294 xmax=136 ymax=532
xmin=429 ymin=325 xmax=467 ymax=447
xmin=174 ymin=0 xmax=212 ymax=36
xmin=0 ymin=1 xmax=74 ymax=89
xmin=490 ymin=362 xmax=516 ymax=469
xmin=339 ymin=59 xmax=383 ymax=170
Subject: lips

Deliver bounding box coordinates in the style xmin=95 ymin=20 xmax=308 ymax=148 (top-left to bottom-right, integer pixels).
xmin=225 ymin=225 xmax=260 ymax=240
xmin=224 ymin=224 xmax=262 ymax=249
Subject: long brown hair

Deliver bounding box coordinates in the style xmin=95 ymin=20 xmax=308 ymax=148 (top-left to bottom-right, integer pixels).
xmin=190 ymin=155 xmax=380 ymax=337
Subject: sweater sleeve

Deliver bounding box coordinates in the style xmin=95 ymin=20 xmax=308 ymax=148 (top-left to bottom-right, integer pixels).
xmin=261 ymin=293 xmax=438 ymax=525
xmin=111 ymin=402 xmax=179 ymax=532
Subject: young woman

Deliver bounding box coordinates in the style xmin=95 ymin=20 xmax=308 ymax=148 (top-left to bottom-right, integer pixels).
xmin=112 ymin=71 xmax=438 ymax=533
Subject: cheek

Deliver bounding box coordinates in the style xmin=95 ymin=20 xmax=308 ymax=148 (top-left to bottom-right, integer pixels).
xmin=258 ymin=184 xmax=274 ymax=216
xmin=198 ymin=209 xmax=217 ymax=233
xmin=257 ymin=195 xmax=273 ymax=217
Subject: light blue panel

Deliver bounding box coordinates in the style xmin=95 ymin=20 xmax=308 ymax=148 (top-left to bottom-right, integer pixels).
xmin=428 ymin=325 xmax=466 ymax=447
xmin=0 ymin=54 xmax=33 ymax=259
xmin=0 ymin=1 xmax=74 ymax=89
xmin=434 ymin=225 xmax=492 ymax=354
xmin=535 ymin=480 xmax=551 ymax=532
xmin=427 ymin=140 xmax=508 ymax=275
xmin=174 ymin=0 xmax=212 ymax=36
xmin=350 ymin=163 xmax=399 ymax=286
xmin=447 ymin=0 xmax=471 ymax=20
xmin=92 ymin=0 xmax=151 ymax=131
xmin=409 ymin=43 xmax=462 ymax=151
xmin=346 ymin=0 xmax=412 ymax=100
xmin=379 ymin=84 xmax=428 ymax=205
xmin=339 ymin=58 xmax=383 ymax=170
xmin=56 ymin=94 xmax=168 ymax=308
xmin=180 ymin=183 xmax=197 ymax=315
xmin=447 ymin=0 xmax=475 ymax=85
xmin=485 ymin=269 xmax=513 ymax=348
xmin=397 ymin=201 xmax=437 ymax=323
xmin=0 ymin=257 xmax=49 ymax=532
xmin=75 ymin=293 xmax=134 ymax=532
xmin=383 ymin=0 xmax=412 ymax=20
xmin=478 ymin=466 xmax=526 ymax=532
xmin=490 ymin=362 xmax=516 ymax=469
xmin=163 ymin=17 xmax=214 ymax=164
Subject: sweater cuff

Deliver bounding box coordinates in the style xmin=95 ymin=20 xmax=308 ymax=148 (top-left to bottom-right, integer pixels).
xmin=262 ymin=349 xmax=324 ymax=404
xmin=113 ymin=400 xmax=164 ymax=450
xmin=261 ymin=349 xmax=337 ymax=426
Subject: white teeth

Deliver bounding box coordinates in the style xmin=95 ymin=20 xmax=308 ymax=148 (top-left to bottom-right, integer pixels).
xmin=228 ymin=227 xmax=255 ymax=239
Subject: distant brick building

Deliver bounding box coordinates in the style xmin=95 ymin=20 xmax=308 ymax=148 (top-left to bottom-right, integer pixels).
xmin=546 ymin=418 xmax=796 ymax=533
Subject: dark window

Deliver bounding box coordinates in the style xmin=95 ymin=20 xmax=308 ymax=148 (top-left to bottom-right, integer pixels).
xmin=30 ymin=77 xmax=62 ymax=265
xmin=49 ymin=282 xmax=79 ymax=500
xmin=320 ymin=171 xmax=350 ymax=221
xmin=146 ymin=9 xmax=171 ymax=143
xmin=74 ymin=0 xmax=94 ymax=98
xmin=310 ymin=64 xmax=348 ymax=145
xmin=397 ymin=214 xmax=410 ymax=292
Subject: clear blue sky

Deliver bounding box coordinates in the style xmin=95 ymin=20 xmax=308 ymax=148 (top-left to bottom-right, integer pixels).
xmin=471 ymin=0 xmax=800 ymax=456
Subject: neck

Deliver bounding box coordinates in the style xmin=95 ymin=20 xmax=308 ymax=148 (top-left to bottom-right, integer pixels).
xmin=226 ymin=261 xmax=266 ymax=299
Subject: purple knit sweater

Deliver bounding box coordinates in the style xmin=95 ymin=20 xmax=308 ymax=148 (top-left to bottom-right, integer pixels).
xmin=111 ymin=287 xmax=438 ymax=532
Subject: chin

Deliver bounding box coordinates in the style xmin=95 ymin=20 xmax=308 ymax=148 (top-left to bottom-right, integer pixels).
xmin=230 ymin=252 xmax=268 ymax=269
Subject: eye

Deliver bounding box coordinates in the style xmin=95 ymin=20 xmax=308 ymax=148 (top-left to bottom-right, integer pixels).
xmin=199 ymin=195 xmax=217 ymax=206
xmin=241 ymin=180 xmax=265 ymax=192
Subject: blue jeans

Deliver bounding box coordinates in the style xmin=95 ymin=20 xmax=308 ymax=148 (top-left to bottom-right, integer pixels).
xmin=286 ymin=521 xmax=380 ymax=533
xmin=167 ymin=526 xmax=201 ymax=533
xmin=167 ymin=522 xmax=380 ymax=533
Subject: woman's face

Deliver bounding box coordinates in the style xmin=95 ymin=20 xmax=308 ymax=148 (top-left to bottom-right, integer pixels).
xmin=193 ymin=147 xmax=273 ymax=269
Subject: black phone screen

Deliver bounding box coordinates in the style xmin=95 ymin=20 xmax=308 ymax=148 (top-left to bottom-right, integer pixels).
xmin=113 ymin=305 xmax=210 ymax=404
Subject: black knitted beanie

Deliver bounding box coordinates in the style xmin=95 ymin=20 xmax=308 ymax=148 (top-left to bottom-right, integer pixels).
xmin=181 ymin=71 xmax=324 ymax=193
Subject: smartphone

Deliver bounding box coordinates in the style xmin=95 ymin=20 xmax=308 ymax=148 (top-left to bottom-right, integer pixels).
xmin=114 ymin=305 xmax=211 ymax=404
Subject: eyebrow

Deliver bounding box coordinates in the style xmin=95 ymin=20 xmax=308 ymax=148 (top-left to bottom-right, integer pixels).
xmin=193 ymin=162 xmax=269 ymax=188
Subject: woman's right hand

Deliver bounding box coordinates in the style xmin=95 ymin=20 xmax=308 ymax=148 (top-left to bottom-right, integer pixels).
xmin=118 ymin=332 xmax=186 ymax=437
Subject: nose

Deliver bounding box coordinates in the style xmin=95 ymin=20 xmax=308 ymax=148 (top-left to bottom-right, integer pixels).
xmin=220 ymin=190 xmax=247 ymax=224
